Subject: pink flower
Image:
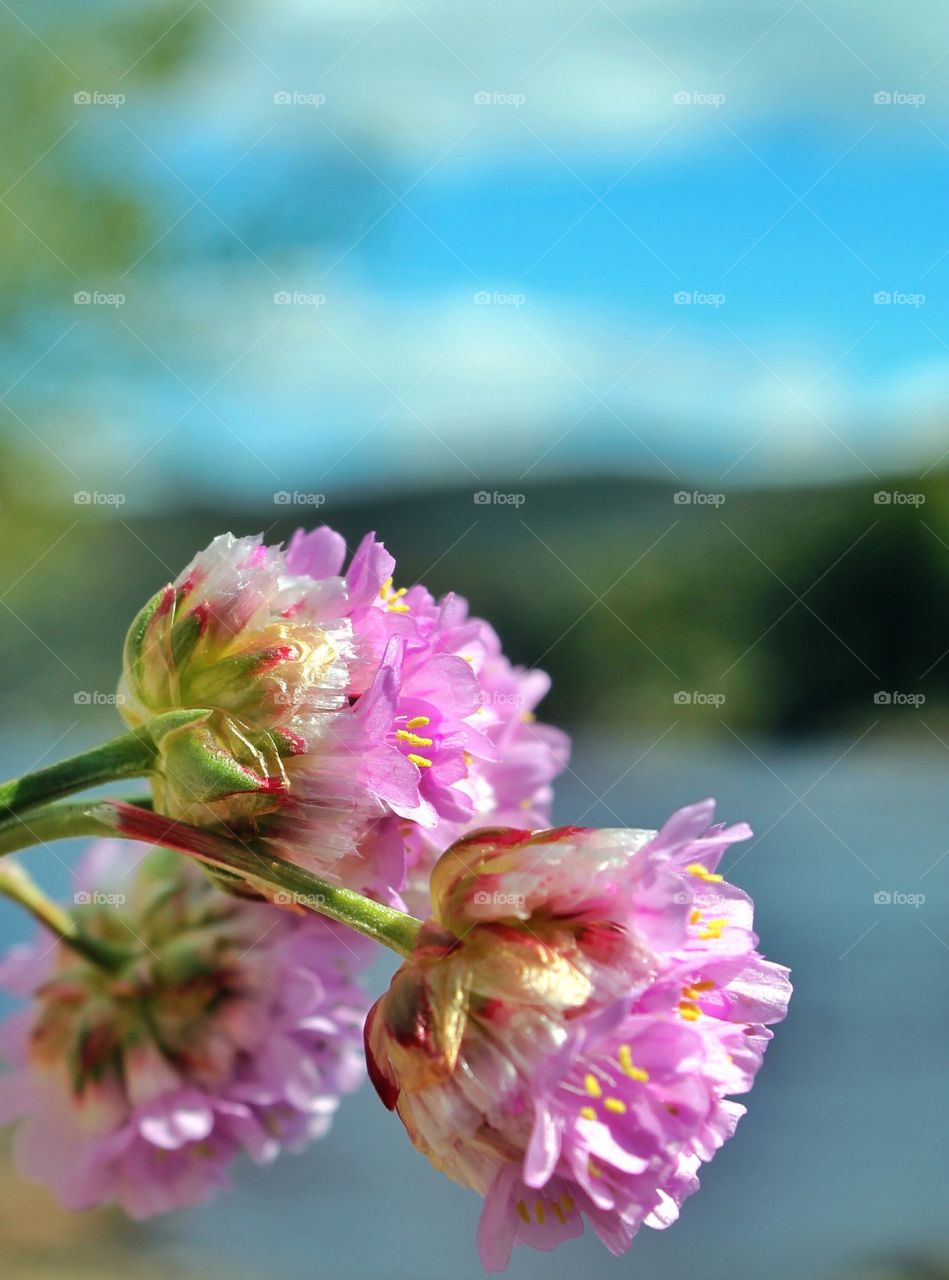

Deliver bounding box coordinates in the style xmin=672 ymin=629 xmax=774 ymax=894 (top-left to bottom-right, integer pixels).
xmin=122 ymin=527 xmax=568 ymax=905
xmin=365 ymin=801 xmax=791 ymax=1271
xmin=0 ymin=840 xmax=371 ymax=1217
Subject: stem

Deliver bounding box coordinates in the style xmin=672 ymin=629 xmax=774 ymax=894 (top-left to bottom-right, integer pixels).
xmin=0 ymin=729 xmax=156 ymax=821
xmin=0 ymin=859 xmax=132 ymax=970
xmin=0 ymin=799 xmax=422 ymax=959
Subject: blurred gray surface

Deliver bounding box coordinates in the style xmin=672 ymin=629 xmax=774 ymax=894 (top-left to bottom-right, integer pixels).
xmin=0 ymin=729 xmax=946 ymax=1280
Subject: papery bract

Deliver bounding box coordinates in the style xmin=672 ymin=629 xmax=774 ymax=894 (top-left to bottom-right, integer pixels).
xmin=365 ymin=801 xmax=791 ymax=1271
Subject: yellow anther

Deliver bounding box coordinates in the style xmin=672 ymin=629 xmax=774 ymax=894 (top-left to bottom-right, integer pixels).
xmin=407 ymin=753 xmax=433 ymax=768
xmin=618 ymin=1043 xmax=650 ymax=1082
xmin=405 ymin=716 xmax=430 ymax=729
xmin=685 ymin=862 xmax=723 ymax=883
xmin=562 ymin=1194 xmax=576 ymax=1212
xmin=551 ymin=1202 xmax=566 ymax=1225
xmin=678 ymin=1000 xmax=701 ymax=1022
xmin=604 ymin=1097 xmax=627 ymax=1114
xmin=516 ymin=1199 xmax=530 ymax=1224
xmin=378 ymin=578 xmax=410 ymax=613
xmin=396 ymin=730 xmax=434 ymax=747
xmin=534 ymin=1200 xmax=546 ymax=1225
xmin=579 ymin=1105 xmax=597 ymax=1122
xmin=697 ymin=917 xmax=727 ymax=941
xmin=584 ymin=1073 xmax=602 ymax=1098
xmin=587 ymin=1159 xmax=602 ymax=1179
xmin=689 ymin=908 xmax=702 ymax=925
xmin=520 ymin=711 xmax=536 ymax=723
xmin=691 ymin=979 xmax=715 ymax=992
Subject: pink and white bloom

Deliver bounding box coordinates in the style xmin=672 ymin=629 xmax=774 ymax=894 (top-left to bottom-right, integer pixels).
xmin=365 ymin=801 xmax=791 ymax=1272
xmin=0 ymin=840 xmax=371 ymax=1217
xmin=120 ymin=527 xmax=567 ymax=905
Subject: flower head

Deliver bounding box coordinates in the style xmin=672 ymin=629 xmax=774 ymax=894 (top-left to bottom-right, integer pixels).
xmin=0 ymin=840 xmax=371 ymax=1217
xmin=365 ymin=801 xmax=791 ymax=1271
xmin=120 ymin=526 xmax=567 ymax=905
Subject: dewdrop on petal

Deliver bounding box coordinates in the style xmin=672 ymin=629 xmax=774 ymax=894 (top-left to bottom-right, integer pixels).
xmin=365 ymin=801 xmax=791 ymax=1272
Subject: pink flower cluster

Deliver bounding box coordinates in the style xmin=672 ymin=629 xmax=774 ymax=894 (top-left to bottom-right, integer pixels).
xmin=0 ymin=841 xmax=371 ymax=1217
xmin=119 ymin=526 xmax=567 ymax=909
xmin=366 ymin=801 xmax=792 ymax=1271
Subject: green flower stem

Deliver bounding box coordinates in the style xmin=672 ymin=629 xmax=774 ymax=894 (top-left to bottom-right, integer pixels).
xmin=0 ymin=858 xmax=133 ymax=970
xmin=0 ymin=729 xmax=156 ymax=821
xmin=0 ymin=799 xmax=422 ymax=959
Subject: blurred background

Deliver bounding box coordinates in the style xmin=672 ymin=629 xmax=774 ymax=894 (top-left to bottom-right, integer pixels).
xmin=0 ymin=1 xmax=947 ymax=1277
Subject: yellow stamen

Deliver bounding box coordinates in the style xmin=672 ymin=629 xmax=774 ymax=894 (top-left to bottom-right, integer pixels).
xmin=604 ymin=1097 xmax=627 ymax=1114
xmin=551 ymin=1202 xmax=566 ymax=1225
xmin=697 ymin=917 xmax=727 ymax=940
xmin=405 ymin=716 xmax=430 ymax=729
xmin=407 ymin=753 xmax=432 ymax=768
xmin=584 ymin=1073 xmax=602 ymax=1098
xmin=685 ymin=862 xmax=723 ymax=883
xmin=516 ymin=1199 xmax=530 ymax=1224
xmin=378 ymin=577 xmax=410 ymax=613
xmin=689 ymin=908 xmax=702 ymax=925
xmin=579 ymin=1105 xmax=597 ymax=1121
xmin=562 ymin=1194 xmax=576 ymax=1212
xmin=396 ymin=730 xmax=434 ymax=747
xmin=587 ymin=1159 xmax=602 ymax=1179
xmin=618 ymin=1043 xmax=650 ymax=1082
xmin=534 ymin=1200 xmax=546 ymax=1225
xmin=678 ymin=1000 xmax=701 ymax=1021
